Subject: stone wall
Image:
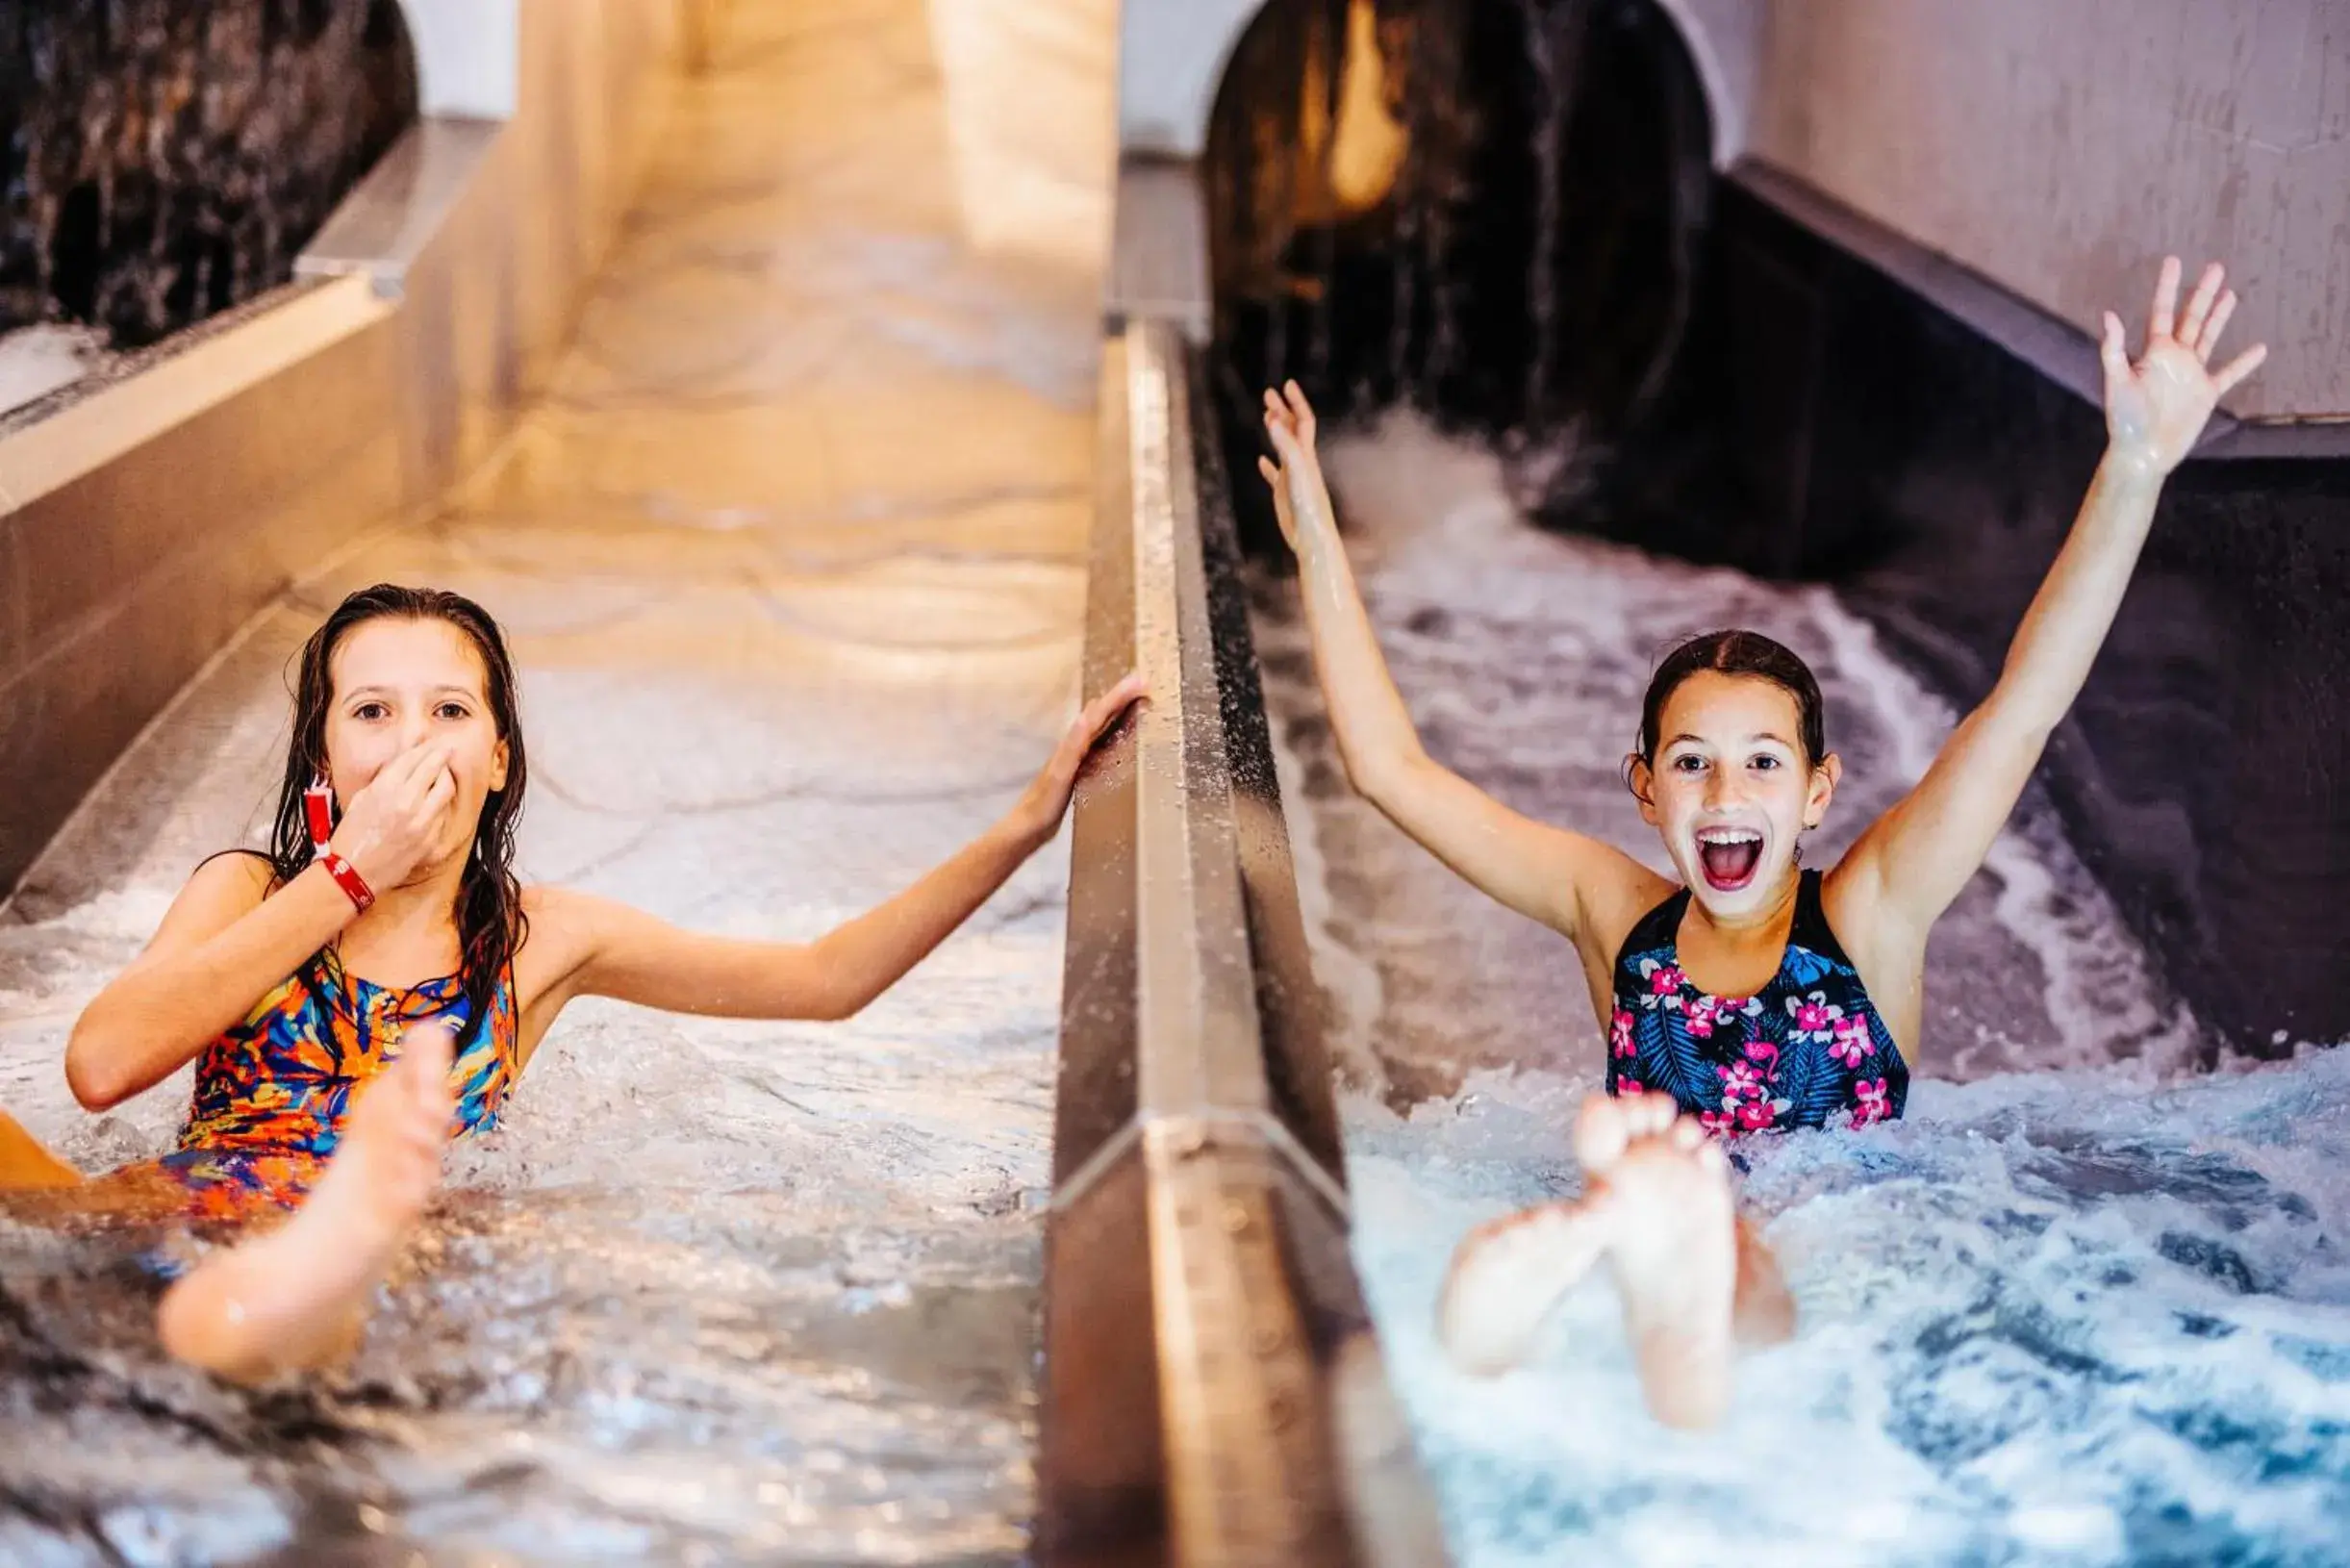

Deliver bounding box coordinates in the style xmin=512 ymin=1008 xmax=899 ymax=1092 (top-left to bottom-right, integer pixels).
xmin=0 ymin=1 xmax=417 ymax=348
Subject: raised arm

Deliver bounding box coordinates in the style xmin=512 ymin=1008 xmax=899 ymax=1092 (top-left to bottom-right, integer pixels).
xmin=1834 ymin=258 xmax=2267 ymax=937
xmin=1258 ymin=384 xmax=1655 ymax=944
xmin=553 ymin=675 xmax=1145 ymax=1021
xmin=66 ymin=741 xmax=465 ymax=1109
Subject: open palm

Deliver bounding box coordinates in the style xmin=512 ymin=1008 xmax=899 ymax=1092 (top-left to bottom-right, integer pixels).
xmin=2101 ymin=257 xmax=2267 ymax=474
xmin=1256 ymin=381 xmax=1327 ymax=553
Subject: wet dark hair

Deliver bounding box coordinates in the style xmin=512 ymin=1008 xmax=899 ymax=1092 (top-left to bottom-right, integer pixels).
xmin=1632 ymin=629 xmax=1828 ymax=774
xmin=261 ymin=584 xmax=527 ymax=1026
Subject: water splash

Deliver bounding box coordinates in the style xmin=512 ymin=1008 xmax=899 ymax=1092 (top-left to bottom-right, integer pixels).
xmin=1259 ymin=408 xmax=2202 ymax=1096
xmin=0 ymin=321 xmax=109 ymax=417
xmin=1252 ymin=413 xmax=2348 ymax=1564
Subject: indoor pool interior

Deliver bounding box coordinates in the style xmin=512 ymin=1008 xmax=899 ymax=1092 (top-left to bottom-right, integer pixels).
xmin=4 ymin=0 xmax=2346 ymax=1564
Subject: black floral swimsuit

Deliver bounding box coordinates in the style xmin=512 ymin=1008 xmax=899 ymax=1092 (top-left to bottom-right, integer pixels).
xmin=1607 ymin=870 xmax=1911 ymax=1134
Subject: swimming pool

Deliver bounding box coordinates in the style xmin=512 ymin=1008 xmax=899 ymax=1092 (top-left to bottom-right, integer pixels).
xmin=1257 ymin=411 xmax=2350 ymax=1568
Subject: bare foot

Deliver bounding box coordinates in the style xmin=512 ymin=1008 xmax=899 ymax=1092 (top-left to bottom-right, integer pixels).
xmin=157 ymin=1020 xmax=456 ymax=1381
xmin=1436 ymin=1092 xmax=1748 ymax=1429
xmin=1579 ymin=1092 xmax=1740 ymax=1430
xmin=1437 ymin=1196 xmax=1614 ymax=1376
xmin=1435 ymin=1090 xmax=1693 ymax=1374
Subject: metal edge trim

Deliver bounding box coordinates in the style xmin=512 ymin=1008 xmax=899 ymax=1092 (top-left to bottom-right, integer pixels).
xmin=295 ymin=116 xmax=506 ymax=301
xmin=1054 ymin=1110 xmax=1349 ymax=1222
xmin=1729 ymin=156 xmax=2347 ymax=462
xmin=1129 ymin=321 xmax=1277 ymax=1121
xmin=0 ymin=273 xmax=391 ymax=515
xmin=1727 ymin=157 xmax=2114 ymax=415
xmin=1042 ymin=154 xmax=1450 ymax=1568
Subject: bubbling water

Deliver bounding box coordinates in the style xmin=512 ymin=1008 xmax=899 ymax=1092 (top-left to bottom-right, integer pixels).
xmin=1255 ymin=410 xmax=2350 ymax=1567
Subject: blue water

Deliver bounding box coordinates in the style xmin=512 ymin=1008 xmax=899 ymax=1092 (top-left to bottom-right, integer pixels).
xmin=1258 ymin=412 xmax=2350 ymax=1568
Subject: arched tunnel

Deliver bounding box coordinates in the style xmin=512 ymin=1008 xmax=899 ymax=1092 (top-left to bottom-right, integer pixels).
xmin=3 ymin=1 xmax=2349 ymax=1563
xmin=1204 ymin=0 xmax=1718 ymax=535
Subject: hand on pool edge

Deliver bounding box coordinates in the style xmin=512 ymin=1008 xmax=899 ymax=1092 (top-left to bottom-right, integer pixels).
xmin=1010 ymin=672 xmax=1148 ymax=848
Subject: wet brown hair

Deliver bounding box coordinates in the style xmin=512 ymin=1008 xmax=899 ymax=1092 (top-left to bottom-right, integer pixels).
xmin=262 ymin=584 xmax=527 ymax=1025
xmin=1632 ymin=629 xmax=1828 ymax=773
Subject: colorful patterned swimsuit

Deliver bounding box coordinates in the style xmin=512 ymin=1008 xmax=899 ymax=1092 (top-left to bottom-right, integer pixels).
xmin=151 ymin=947 xmax=519 ymax=1223
xmin=1607 ymin=870 xmax=1911 ymax=1135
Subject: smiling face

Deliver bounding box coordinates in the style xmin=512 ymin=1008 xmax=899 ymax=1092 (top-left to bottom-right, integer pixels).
xmin=321 ymin=616 xmax=510 ymax=878
xmin=1630 ymin=670 xmax=1839 ymax=919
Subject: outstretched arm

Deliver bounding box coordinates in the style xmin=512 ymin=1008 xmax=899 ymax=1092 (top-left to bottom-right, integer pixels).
xmin=1259 ymin=384 xmax=1655 ymax=944
xmin=1835 ymin=258 xmax=2267 ymax=937
xmin=555 ymin=675 xmax=1145 ymax=1021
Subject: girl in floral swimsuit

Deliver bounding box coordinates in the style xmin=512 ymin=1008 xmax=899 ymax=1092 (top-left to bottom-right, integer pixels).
xmin=0 ymin=584 xmax=1142 ymax=1381
xmin=1256 ymin=257 xmax=2265 ymax=1428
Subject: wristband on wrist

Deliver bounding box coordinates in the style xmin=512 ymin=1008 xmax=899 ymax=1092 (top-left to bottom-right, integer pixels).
xmin=303 ymin=776 xmax=375 ymax=912
xmin=318 ymin=851 xmax=376 ymax=913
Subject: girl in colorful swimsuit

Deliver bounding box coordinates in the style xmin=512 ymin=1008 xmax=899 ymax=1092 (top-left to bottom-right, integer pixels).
xmin=0 ymin=583 xmax=1143 ymax=1382
xmin=1255 ymin=258 xmax=2264 ymax=1428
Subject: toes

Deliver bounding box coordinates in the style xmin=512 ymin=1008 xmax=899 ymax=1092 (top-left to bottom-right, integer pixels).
xmin=1574 ymin=1095 xmax=1632 ymax=1171
xmin=1668 ymin=1116 xmax=1706 ymax=1151
xmin=1627 ymin=1092 xmax=1680 ymax=1142
xmin=1438 ymin=1199 xmax=1611 ymax=1372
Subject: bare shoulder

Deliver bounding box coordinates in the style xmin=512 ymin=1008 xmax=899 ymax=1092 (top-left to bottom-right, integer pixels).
xmin=518 ymin=884 xmax=613 ymax=955
xmin=512 ymin=884 xmax=611 ymax=1008
xmin=1820 ymin=848 xmax=1909 ymax=963
xmin=197 ymin=848 xmax=275 ymax=898
xmin=168 ymin=848 xmax=273 ymax=923
xmin=128 ymin=849 xmax=274 ymax=963
xmin=515 ymin=885 xmax=671 ymax=977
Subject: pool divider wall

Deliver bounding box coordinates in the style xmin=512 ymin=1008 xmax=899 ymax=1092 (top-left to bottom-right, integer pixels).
xmin=1039 ymin=156 xmax=1449 ymax=1568
xmin=0 ymin=0 xmax=715 ymax=909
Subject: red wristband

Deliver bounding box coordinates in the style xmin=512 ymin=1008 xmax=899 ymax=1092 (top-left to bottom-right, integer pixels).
xmin=319 ymin=851 xmax=375 ymax=913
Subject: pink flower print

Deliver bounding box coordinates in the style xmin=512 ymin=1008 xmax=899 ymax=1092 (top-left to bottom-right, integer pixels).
xmin=1610 ymin=1009 xmax=1637 ymax=1059
xmin=1699 ymin=1108 xmax=1738 ymax=1136
xmin=1829 ymin=1014 xmax=1876 ymax=1070
xmin=1852 ymin=1077 xmax=1892 ymax=1126
xmin=1717 ymin=1060 xmax=1765 ymax=1101
xmin=1787 ymin=990 xmax=1843 ymax=1040
xmin=1685 ymin=996 xmax=1719 ymax=1037
xmin=1734 ymin=1098 xmax=1781 ymax=1132
xmin=1644 ymin=960 xmax=1686 ymax=999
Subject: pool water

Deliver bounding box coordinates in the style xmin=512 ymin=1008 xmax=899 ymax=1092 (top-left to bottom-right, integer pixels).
xmin=1255 ymin=410 xmax=2350 ymax=1568
xmin=0 ymin=1 xmax=1109 ymax=1560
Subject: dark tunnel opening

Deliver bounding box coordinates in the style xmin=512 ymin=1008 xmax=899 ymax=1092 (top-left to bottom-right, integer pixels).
xmin=1204 ymin=0 xmax=1726 ymax=556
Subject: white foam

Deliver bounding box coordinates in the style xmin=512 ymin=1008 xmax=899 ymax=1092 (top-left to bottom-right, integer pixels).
xmin=0 ymin=324 xmax=108 ymax=417
xmin=1256 ymin=412 xmax=2350 ymax=1565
